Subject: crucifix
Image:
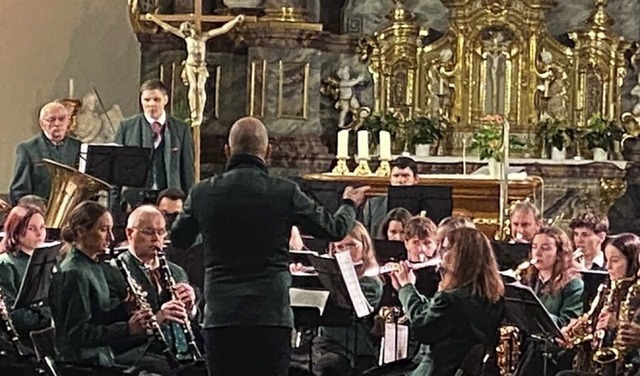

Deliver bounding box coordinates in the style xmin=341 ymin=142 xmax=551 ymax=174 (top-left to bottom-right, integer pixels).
xmin=139 ymin=0 xmax=255 ymax=181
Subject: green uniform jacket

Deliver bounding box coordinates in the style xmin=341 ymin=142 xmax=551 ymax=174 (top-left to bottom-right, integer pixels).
xmin=535 ymin=277 xmax=584 ymax=328
xmin=171 ymin=154 xmax=358 ymax=329
xmin=49 ymin=248 xmax=132 ymax=367
xmin=319 ymin=276 xmax=384 ymax=363
xmin=398 ymin=284 xmax=504 ymax=376
xmin=9 ymin=133 xmax=81 ymax=205
xmin=0 ymin=250 xmax=52 ymax=337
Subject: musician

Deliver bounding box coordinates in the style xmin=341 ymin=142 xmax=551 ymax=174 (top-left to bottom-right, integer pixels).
xmin=0 ymin=205 xmax=51 ymax=339
xmin=363 ymin=157 xmax=419 ymax=236
xmin=114 ymin=79 xmax=195 ymax=208
xmin=311 ymin=222 xmax=383 ymax=376
xmin=9 ymin=101 xmax=81 ymax=205
xmin=156 ymin=188 xmax=186 ymax=232
xmin=390 ymin=227 xmax=505 ymax=376
xmin=170 ymin=116 xmax=369 ymax=376
xmin=49 ymin=201 xmax=155 ymax=370
xmin=404 ymin=216 xmax=438 ymax=262
xmin=378 ymin=207 xmax=412 ymax=241
xmin=569 ymin=210 xmax=608 ymax=271
xmin=17 ymin=195 xmax=47 ymax=214
xmin=114 ymin=205 xmax=199 ymax=365
xmin=509 ymin=201 xmax=541 ymax=243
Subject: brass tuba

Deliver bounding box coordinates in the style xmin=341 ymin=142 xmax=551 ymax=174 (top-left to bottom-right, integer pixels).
xmin=42 ymin=158 xmax=111 ymax=228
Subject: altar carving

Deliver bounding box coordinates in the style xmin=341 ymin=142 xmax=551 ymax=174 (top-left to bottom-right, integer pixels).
xmin=359 ymin=0 xmax=633 ymax=155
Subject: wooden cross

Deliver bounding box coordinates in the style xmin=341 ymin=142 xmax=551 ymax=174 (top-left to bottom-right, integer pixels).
xmin=139 ymin=0 xmax=256 ymax=32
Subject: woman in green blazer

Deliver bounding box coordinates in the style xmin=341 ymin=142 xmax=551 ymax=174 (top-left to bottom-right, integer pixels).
xmin=390 ymin=227 xmax=505 ymax=376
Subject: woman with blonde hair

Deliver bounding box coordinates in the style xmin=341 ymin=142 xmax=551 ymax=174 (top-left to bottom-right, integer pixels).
xmin=390 ymin=227 xmax=505 ymax=376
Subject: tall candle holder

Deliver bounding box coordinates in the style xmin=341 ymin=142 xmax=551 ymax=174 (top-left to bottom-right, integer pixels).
xmin=354 ymin=158 xmax=372 ymax=176
xmin=375 ymin=158 xmax=391 ymax=177
xmin=330 ymin=157 xmax=350 ymax=175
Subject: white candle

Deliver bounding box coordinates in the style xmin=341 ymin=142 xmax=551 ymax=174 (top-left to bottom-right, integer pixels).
xmin=357 ymin=130 xmax=370 ymax=160
xmin=336 ymin=130 xmax=349 ymax=158
xmin=379 ymin=131 xmax=391 ymax=160
xmin=69 ymin=78 xmax=74 ymax=98
xmin=462 ymin=138 xmax=467 ymax=175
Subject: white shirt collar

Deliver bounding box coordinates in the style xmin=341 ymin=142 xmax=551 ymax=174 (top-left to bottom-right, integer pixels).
xmin=592 ymin=251 xmax=605 ymax=268
xmin=144 ymin=112 xmax=167 ymax=126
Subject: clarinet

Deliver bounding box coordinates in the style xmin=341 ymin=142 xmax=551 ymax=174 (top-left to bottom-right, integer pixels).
xmin=156 ymin=249 xmax=203 ymax=362
xmin=113 ymin=258 xmax=180 ymax=369
xmin=0 ymin=287 xmax=25 ymax=356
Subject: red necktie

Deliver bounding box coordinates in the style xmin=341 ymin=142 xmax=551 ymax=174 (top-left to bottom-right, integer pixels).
xmin=151 ymin=122 xmax=164 ymax=143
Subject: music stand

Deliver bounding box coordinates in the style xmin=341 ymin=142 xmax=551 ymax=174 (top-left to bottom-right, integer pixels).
xmin=13 ymin=242 xmax=62 ymax=310
xmin=491 ymin=241 xmax=531 ymax=271
xmin=302 ymin=237 xmax=329 ymax=254
xmin=295 ymin=179 xmax=348 ymax=214
xmin=373 ymin=240 xmax=407 ymax=264
xmin=387 ymin=186 xmax=453 ymax=223
xmin=78 ymin=144 xmax=152 ymax=188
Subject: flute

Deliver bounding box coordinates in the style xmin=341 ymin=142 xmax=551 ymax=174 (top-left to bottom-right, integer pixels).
xmin=364 ymin=258 xmax=442 ymax=277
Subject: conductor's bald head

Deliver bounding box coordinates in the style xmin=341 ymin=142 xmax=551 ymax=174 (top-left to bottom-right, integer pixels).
xmin=225 ymin=117 xmax=271 ymax=160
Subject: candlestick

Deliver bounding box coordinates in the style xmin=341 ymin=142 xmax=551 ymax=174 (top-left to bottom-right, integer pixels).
xmin=357 ymin=130 xmax=370 ymax=160
xmin=69 ymin=78 xmax=74 ymax=98
xmin=379 ymin=131 xmax=391 ymax=160
xmin=336 ymin=130 xmax=349 ymax=158
xmin=330 ymin=158 xmax=350 ymax=175
xmin=354 ymin=158 xmax=372 ymax=176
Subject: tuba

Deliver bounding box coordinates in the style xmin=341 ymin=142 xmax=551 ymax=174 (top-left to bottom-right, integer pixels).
xmin=42 ymin=158 xmax=111 ymax=228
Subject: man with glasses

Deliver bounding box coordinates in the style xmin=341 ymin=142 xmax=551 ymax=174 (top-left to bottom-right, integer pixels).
xmin=113 ymin=205 xmax=201 ymax=372
xmin=9 ymin=101 xmax=81 ymax=205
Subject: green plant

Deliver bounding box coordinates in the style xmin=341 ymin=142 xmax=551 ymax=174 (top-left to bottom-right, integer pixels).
xmin=583 ymin=113 xmax=624 ymax=151
xmin=406 ymin=116 xmax=444 ymax=146
xmin=470 ymin=123 xmax=527 ymax=162
xmin=536 ymin=117 xmax=575 ymax=151
xmin=362 ymin=111 xmax=402 ymax=145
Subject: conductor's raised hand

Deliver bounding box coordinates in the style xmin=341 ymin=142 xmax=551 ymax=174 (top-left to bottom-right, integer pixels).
xmin=343 ymin=186 xmax=370 ymax=207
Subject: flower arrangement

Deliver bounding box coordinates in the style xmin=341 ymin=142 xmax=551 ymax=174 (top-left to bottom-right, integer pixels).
xmin=583 ymin=113 xmax=624 ymax=152
xmin=469 ymin=115 xmax=526 ymax=162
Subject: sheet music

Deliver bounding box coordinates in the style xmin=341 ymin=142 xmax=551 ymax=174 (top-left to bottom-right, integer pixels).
xmin=379 ymin=323 xmax=409 ymax=365
xmin=334 ymin=252 xmax=373 ymax=318
xmin=289 ymin=288 xmax=330 ymax=315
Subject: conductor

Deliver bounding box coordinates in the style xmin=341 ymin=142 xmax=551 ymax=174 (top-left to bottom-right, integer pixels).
xmin=171 ymin=116 xmax=369 ymax=376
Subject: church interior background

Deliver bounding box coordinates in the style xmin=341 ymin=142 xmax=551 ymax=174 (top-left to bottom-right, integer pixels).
xmin=5 ymin=0 xmax=640 ymax=235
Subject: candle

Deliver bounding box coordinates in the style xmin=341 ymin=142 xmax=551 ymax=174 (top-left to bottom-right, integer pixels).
xmin=379 ymin=131 xmax=391 ymax=160
xmin=69 ymin=78 xmax=74 ymax=98
xmin=462 ymin=138 xmax=467 ymax=175
xmin=336 ymin=130 xmax=349 ymax=158
xmin=357 ymin=130 xmax=370 ymax=160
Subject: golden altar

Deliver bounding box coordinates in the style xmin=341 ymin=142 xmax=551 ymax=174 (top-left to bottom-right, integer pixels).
xmin=303 ymin=173 xmax=544 ymax=238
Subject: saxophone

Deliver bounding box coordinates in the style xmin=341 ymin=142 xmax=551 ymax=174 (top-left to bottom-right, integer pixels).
xmin=156 ymin=249 xmax=203 ymax=362
xmin=0 ymin=287 xmax=25 ymax=356
xmin=569 ymin=283 xmax=607 ymax=372
xmin=114 ymin=258 xmax=179 ymax=369
xmin=613 ymin=277 xmax=640 ymax=375
xmin=592 ymin=277 xmax=635 ymax=365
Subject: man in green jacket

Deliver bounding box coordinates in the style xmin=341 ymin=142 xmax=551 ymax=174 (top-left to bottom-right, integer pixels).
xmin=9 ymin=101 xmax=81 ymax=205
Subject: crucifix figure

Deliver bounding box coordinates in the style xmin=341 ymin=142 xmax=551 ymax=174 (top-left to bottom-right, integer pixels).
xmin=145 ymin=13 xmax=245 ymax=127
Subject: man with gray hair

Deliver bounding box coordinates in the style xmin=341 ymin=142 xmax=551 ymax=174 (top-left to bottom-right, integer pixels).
xmin=171 ymin=116 xmax=369 ymax=376
xmin=9 ymin=101 xmax=81 ymax=205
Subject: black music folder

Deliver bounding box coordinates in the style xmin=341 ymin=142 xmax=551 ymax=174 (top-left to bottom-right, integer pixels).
xmin=492 ymin=241 xmax=531 ymax=271
xmin=294 ymin=179 xmax=348 ymax=214
xmin=79 ymin=144 xmax=152 ymax=187
xmin=504 ymin=283 xmax=562 ymax=338
xmin=580 ymin=269 xmax=608 ymax=311
xmin=387 ymin=185 xmax=453 ymax=224
xmin=374 ymin=240 xmax=407 ymax=264
xmin=14 ymin=242 xmax=62 ymax=309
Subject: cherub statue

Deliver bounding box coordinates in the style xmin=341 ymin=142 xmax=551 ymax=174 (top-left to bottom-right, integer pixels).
xmin=322 ymin=66 xmax=367 ymax=129
xmin=75 ymin=92 xmax=123 ymax=143
xmin=426 ymin=48 xmax=455 ymax=117
xmin=144 ymin=13 xmax=245 ymax=127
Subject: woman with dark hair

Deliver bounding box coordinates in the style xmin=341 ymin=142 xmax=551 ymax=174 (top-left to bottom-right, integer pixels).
xmin=378 ymin=207 xmax=412 ymax=241
xmin=49 ymin=201 xmax=153 ymax=370
xmin=390 ymin=227 xmax=505 ymax=376
xmin=0 ymin=204 xmax=50 ymax=338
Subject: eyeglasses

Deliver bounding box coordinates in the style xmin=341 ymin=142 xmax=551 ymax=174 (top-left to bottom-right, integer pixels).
xmin=135 ymin=227 xmax=167 ymax=237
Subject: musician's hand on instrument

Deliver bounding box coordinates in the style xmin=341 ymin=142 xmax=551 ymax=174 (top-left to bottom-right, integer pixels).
xmin=175 ymin=282 xmax=196 ymax=311
xmin=156 ymin=300 xmax=189 ymax=325
xmin=617 ymin=322 xmax=640 ymax=347
xmin=289 ymin=263 xmax=306 ymax=273
xmin=596 ymin=310 xmax=616 ymax=331
xmin=128 ymin=309 xmax=153 ymax=335
xmin=342 ymin=186 xmax=370 ymax=207
xmin=391 ymin=261 xmax=416 ymax=288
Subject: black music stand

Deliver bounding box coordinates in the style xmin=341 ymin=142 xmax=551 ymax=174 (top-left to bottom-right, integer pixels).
xmin=505 ymin=283 xmax=562 ymax=376
xmin=79 ymin=144 xmax=152 ymax=188
xmin=302 ymin=237 xmax=329 ymax=254
xmin=387 ymin=186 xmax=453 ymax=223
xmin=14 ymin=242 xmax=62 ymax=310
xmin=373 ymin=240 xmax=407 ymax=264
xmin=295 ymin=179 xmax=348 ymax=214
xmin=491 ymin=241 xmax=531 ymax=271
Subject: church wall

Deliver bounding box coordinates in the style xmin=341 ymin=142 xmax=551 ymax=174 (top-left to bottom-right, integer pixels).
xmin=0 ymin=0 xmax=140 ymax=192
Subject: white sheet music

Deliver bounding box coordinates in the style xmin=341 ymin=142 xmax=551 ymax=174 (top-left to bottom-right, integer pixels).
xmin=289 ymin=288 xmax=330 ymax=315
xmin=379 ymin=323 xmax=409 ymax=365
xmin=334 ymin=252 xmax=373 ymax=318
